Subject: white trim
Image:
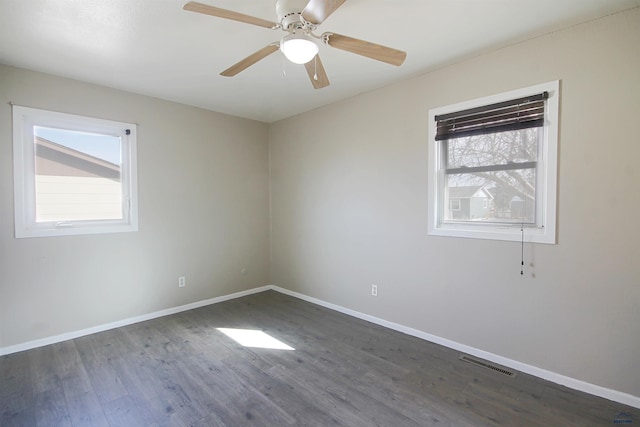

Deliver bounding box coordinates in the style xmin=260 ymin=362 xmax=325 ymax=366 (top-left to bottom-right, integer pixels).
xmin=0 ymin=286 xmax=271 ymax=356
xmin=271 ymin=286 xmax=640 ymax=409
xmin=2 ymin=284 xmax=638 ymax=409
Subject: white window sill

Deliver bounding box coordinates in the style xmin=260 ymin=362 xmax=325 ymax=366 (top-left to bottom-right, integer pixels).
xmin=429 ymin=223 xmax=555 ymax=244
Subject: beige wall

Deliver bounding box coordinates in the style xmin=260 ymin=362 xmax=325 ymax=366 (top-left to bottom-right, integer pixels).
xmin=270 ymin=8 xmax=640 ymax=398
xmin=0 ymin=64 xmax=271 ymax=348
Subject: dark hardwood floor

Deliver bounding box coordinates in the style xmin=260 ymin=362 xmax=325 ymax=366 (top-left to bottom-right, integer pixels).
xmin=1 ymin=290 xmax=637 ymax=426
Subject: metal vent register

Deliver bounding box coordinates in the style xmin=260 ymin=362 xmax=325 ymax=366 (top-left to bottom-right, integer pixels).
xmin=459 ymin=355 xmax=517 ymax=377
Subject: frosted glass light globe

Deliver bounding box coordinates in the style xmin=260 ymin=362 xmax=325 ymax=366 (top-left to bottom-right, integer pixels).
xmin=281 ymin=34 xmax=319 ymax=64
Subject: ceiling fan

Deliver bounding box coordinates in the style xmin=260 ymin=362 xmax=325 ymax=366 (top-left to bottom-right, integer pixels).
xmin=183 ymin=0 xmax=407 ymax=89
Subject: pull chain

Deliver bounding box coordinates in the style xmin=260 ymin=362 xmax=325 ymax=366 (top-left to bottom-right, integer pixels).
xmin=520 ymin=225 xmax=524 ymax=275
xmin=313 ymin=56 xmax=318 ymax=81
xmin=520 ymin=196 xmax=527 ymax=276
xmin=282 ymin=55 xmax=287 ymax=77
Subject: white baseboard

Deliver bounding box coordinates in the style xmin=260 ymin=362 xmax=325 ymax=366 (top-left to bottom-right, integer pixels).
xmin=2 ymin=283 xmax=638 ymax=409
xmin=0 ymin=285 xmax=271 ymax=356
xmin=270 ymin=285 xmax=640 ymax=409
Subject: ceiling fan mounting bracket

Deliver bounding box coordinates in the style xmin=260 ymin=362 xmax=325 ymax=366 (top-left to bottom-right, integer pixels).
xmin=283 ymin=20 xmax=317 ymax=36
xmin=276 ymin=0 xmax=311 ymax=31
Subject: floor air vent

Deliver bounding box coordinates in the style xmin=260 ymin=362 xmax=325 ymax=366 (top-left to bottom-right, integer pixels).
xmin=459 ymin=355 xmax=517 ymax=378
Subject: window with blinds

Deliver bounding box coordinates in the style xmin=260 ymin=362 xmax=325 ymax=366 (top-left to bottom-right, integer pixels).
xmin=427 ymin=81 xmax=559 ymax=244
xmin=434 ymin=93 xmax=548 ymax=141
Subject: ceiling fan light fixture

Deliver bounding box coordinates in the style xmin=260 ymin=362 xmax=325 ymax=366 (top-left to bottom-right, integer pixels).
xmin=281 ymin=33 xmax=318 ymax=64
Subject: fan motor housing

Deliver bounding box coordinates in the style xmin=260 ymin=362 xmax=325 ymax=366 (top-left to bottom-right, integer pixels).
xmin=276 ymin=0 xmax=308 ymax=29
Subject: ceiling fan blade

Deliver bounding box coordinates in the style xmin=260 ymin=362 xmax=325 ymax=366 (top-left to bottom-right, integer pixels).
xmin=304 ymin=55 xmax=330 ymax=89
xmin=302 ymin=0 xmax=347 ymax=25
xmin=220 ymin=44 xmax=280 ymax=77
xmin=183 ymin=1 xmax=278 ymax=29
xmin=325 ymin=33 xmax=406 ymax=66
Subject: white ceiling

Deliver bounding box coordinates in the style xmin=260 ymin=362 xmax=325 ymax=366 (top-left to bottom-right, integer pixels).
xmin=1 ymin=0 xmax=639 ymax=123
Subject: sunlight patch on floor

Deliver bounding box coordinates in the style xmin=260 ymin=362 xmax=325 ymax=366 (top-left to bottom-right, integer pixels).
xmin=217 ymin=328 xmax=295 ymax=350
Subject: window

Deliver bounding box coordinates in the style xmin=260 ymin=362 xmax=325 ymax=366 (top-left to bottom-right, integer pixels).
xmin=427 ymin=81 xmax=559 ymax=243
xmin=12 ymin=105 xmax=138 ymax=238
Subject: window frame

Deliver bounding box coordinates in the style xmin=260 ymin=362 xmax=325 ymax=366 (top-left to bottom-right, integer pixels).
xmin=12 ymin=105 xmax=138 ymax=238
xmin=427 ymin=81 xmax=559 ymax=244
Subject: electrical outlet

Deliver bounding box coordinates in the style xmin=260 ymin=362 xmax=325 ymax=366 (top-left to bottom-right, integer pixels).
xmin=178 ymin=276 xmax=186 ymax=288
xmin=371 ymin=284 xmax=378 ymax=297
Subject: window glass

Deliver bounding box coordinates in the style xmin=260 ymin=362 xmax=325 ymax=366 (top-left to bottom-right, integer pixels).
xmin=34 ymin=126 xmax=123 ymax=222
xmin=446 ymin=128 xmax=538 ymax=169
xmin=443 ymin=128 xmax=539 ymax=224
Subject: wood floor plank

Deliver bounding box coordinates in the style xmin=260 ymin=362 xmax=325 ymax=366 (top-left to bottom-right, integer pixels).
xmin=221 ymin=353 xmax=348 ymax=426
xmin=33 ymin=386 xmax=72 ymax=426
xmin=113 ymin=351 xmax=207 ymax=425
xmin=2 ymin=290 xmax=638 ymax=426
xmin=1 ymin=393 xmax=36 ymax=426
xmin=269 ymin=361 xmax=425 ymax=427
xmin=74 ymin=334 xmax=129 ymax=405
xmin=27 ymin=346 xmax=61 ymax=395
xmin=60 ymin=373 xmax=109 ymax=427
xmin=1 ymin=352 xmax=31 ymax=398
xmin=0 ymin=351 xmax=33 ymax=423
xmin=102 ymin=395 xmax=156 ymax=427
xmin=177 ymin=349 xmax=297 ymax=426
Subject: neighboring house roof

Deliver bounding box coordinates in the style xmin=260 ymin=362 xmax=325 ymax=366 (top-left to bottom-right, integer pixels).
xmin=35 ymin=137 xmax=120 ymax=180
xmin=448 ymin=185 xmax=493 ymax=199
